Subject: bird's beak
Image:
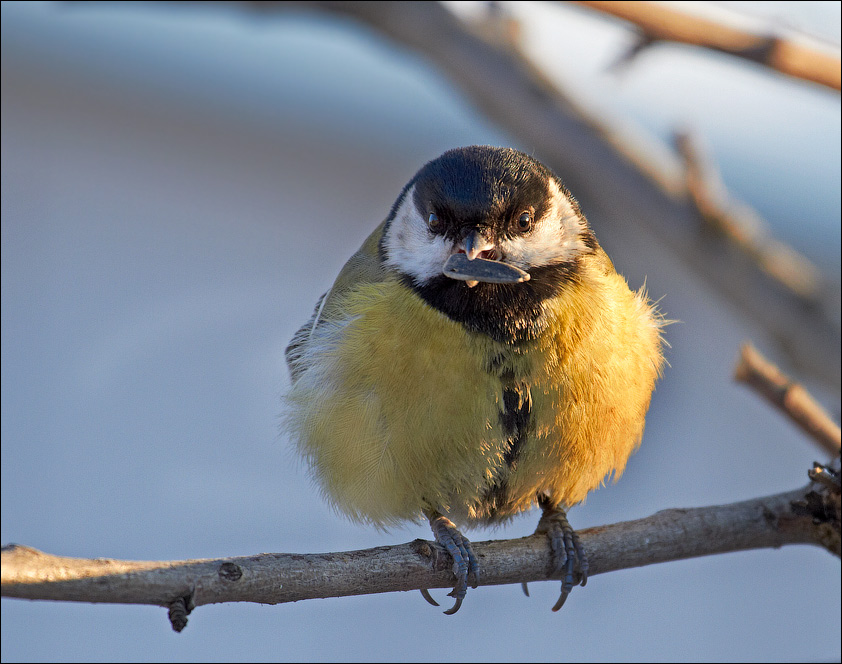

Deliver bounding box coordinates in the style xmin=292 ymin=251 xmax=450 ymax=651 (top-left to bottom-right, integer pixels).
xmin=462 ymin=230 xmax=494 ymax=261
xmin=443 ymin=230 xmax=531 ymax=287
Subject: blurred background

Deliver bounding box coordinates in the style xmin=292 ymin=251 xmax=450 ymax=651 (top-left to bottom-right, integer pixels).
xmin=1 ymin=1 xmax=839 ymax=662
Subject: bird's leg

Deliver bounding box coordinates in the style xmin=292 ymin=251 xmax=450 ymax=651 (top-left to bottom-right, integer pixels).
xmin=534 ymin=496 xmax=588 ymax=611
xmin=421 ymin=511 xmax=480 ymax=615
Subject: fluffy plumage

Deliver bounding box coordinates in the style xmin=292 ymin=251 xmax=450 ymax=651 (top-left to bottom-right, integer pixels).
xmin=285 ymin=146 xmax=665 ymax=611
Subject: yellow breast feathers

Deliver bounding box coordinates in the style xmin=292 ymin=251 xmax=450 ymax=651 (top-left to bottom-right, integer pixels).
xmin=285 ymin=265 xmax=664 ymax=528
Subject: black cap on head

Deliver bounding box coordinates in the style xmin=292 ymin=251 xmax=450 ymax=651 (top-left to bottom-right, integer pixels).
xmin=407 ymin=146 xmax=573 ymax=244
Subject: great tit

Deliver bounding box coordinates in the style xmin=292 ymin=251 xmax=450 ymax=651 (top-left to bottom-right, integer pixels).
xmin=285 ymin=146 xmax=665 ymax=614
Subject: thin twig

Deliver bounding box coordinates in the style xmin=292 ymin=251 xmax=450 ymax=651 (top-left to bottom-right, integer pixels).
xmin=735 ymin=343 xmax=841 ymax=456
xmin=2 ymin=484 xmax=837 ymax=630
xmin=571 ymin=0 xmax=842 ymax=91
xmin=675 ymin=131 xmax=821 ymax=300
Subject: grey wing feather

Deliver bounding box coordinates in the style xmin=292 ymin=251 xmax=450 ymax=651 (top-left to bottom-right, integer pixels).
xmin=285 ymin=290 xmax=328 ymax=383
xmin=285 ymin=220 xmax=391 ymax=384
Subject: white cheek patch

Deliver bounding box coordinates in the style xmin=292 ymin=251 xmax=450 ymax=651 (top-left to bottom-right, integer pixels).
xmin=383 ymin=184 xmax=452 ymax=285
xmin=502 ymin=179 xmax=588 ymax=269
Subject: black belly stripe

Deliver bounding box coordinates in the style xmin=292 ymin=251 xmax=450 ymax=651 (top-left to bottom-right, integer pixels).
xmin=480 ymin=369 xmax=533 ymax=516
xmin=500 ymin=380 xmax=531 ymax=468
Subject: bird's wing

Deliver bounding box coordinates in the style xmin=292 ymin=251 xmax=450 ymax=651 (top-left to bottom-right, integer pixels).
xmin=285 ymin=220 xmax=390 ymax=382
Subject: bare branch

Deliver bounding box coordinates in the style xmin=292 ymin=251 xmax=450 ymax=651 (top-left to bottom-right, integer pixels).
xmin=571 ymin=0 xmax=842 ymax=91
xmin=735 ymin=343 xmax=842 ymax=456
xmin=2 ymin=483 xmax=838 ymax=632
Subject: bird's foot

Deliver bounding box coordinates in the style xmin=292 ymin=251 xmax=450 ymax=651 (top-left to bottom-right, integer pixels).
xmin=421 ymin=514 xmax=479 ymax=615
xmin=535 ymin=501 xmax=588 ymax=612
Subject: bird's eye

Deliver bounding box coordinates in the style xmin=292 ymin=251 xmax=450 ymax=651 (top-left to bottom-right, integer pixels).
xmin=516 ymin=212 xmax=533 ymax=232
xmin=428 ymin=212 xmax=442 ymax=232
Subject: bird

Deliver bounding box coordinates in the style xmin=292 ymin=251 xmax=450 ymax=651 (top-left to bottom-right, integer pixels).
xmin=284 ymin=145 xmax=665 ymax=614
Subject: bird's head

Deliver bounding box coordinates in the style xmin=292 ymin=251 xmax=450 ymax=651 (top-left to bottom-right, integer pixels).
xmin=380 ymin=146 xmax=598 ymax=342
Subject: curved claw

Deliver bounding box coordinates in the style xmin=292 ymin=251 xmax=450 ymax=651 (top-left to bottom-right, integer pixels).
xmin=521 ymin=582 xmax=530 ymax=597
xmin=428 ymin=513 xmax=479 ymax=615
xmin=536 ymin=501 xmax=588 ymax=612
xmin=553 ymin=551 xmax=576 ymax=612
xmin=551 ymin=588 xmax=570 ymax=612
xmin=419 ymin=588 xmax=439 ymax=607
xmin=443 ymin=595 xmax=464 ymax=616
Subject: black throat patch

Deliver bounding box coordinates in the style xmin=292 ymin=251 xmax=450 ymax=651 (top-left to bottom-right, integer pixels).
xmin=403 ymin=261 xmax=580 ymax=343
